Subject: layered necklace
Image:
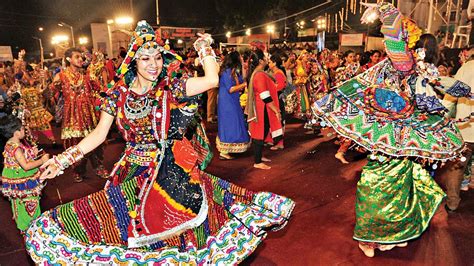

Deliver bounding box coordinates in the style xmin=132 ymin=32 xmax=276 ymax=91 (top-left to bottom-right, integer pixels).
xmin=123 ymin=78 xmax=155 ymax=120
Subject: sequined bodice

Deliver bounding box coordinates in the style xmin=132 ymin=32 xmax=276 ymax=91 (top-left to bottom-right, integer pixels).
xmin=116 ymin=86 xmax=167 ymax=145
xmin=3 ymin=142 xmax=35 ymax=170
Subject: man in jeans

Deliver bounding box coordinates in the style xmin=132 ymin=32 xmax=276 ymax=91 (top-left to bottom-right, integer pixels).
xmin=442 ymin=45 xmax=474 ymax=212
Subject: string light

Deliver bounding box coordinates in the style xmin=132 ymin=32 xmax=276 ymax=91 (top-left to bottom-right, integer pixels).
xmin=214 ymin=1 xmax=330 ymax=36
xmin=266 ymin=25 xmax=275 ymax=34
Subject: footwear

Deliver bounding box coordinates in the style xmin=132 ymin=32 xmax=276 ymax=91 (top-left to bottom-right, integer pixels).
xmin=261 ymin=157 xmax=271 ymax=162
xmin=73 ymin=174 xmax=83 ymax=183
xmin=358 ymin=243 xmax=375 ymax=258
xmin=254 ymin=163 xmax=271 ymax=170
xmin=270 ymin=145 xmax=284 ymax=151
xmin=96 ymin=167 xmax=109 ymax=179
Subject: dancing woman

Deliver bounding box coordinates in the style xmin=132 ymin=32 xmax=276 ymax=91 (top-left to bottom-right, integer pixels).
xmin=26 ymin=21 xmax=294 ymax=264
xmin=313 ymin=3 xmax=471 ymax=257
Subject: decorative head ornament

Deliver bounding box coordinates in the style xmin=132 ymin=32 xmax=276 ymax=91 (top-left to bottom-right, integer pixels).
xmin=117 ymin=20 xmax=179 ymax=78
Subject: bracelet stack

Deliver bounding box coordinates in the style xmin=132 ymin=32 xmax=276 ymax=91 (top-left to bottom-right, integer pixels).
xmin=197 ymin=46 xmax=217 ymax=66
xmin=53 ymin=146 xmax=84 ymax=171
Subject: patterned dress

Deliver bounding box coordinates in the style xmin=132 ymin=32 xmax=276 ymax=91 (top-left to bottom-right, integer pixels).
xmin=313 ymin=3 xmax=470 ymax=245
xmin=21 ymin=87 xmax=54 ymax=134
xmin=25 ymin=68 xmax=294 ymax=264
xmin=1 ymin=141 xmax=43 ymax=232
xmin=57 ymin=68 xmax=98 ymax=141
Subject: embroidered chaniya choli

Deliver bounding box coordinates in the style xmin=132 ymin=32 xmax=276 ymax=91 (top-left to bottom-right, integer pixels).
xmin=25 ymin=22 xmax=294 ymax=264
xmin=1 ymin=141 xmax=44 ymax=232
xmin=313 ymin=2 xmax=471 ymax=246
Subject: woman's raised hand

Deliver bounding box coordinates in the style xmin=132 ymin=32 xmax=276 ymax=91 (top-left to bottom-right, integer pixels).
xmin=193 ymin=33 xmax=213 ymax=52
xmin=360 ymin=2 xmax=379 ymax=24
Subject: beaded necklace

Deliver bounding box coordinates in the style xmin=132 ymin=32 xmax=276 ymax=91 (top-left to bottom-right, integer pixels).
xmin=63 ymin=68 xmax=84 ymax=90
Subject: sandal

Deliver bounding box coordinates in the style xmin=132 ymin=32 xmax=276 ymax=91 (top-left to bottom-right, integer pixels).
xmin=96 ymin=167 xmax=110 ymax=179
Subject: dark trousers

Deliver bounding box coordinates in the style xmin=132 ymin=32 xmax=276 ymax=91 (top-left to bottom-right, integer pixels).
xmin=253 ymin=109 xmax=270 ymax=164
xmin=443 ymin=142 xmax=474 ymax=210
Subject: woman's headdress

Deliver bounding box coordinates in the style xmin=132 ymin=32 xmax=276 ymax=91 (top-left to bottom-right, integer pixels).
xmin=117 ymin=20 xmax=179 ymax=78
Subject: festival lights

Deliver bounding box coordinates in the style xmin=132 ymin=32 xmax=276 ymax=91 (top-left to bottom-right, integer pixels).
xmin=316 ymin=17 xmax=327 ymax=30
xmin=79 ymin=37 xmax=88 ymax=45
xmin=266 ymin=25 xmax=275 ymax=34
xmin=51 ymin=35 xmax=69 ymax=45
xmin=226 ymin=31 xmax=231 ymax=38
xmin=115 ymin=16 xmax=134 ymax=25
xmin=246 ymin=29 xmax=251 ymax=36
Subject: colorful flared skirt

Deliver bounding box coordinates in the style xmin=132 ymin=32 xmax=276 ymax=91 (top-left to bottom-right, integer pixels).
xmin=313 ymin=63 xmax=465 ymax=161
xmin=25 ymin=172 xmax=294 ymax=264
xmin=353 ymin=158 xmax=445 ymax=243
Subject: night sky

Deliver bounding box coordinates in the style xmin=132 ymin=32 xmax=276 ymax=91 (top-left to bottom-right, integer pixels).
xmin=0 ymin=0 xmax=218 ymax=60
xmin=0 ymin=0 xmax=357 ymax=61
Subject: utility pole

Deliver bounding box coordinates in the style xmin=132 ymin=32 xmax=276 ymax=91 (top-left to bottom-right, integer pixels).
xmin=156 ymin=0 xmax=160 ymax=25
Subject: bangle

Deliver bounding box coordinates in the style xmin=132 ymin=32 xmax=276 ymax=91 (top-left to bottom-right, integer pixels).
xmin=198 ymin=46 xmax=217 ymax=66
xmin=52 ymin=145 xmax=84 ymax=171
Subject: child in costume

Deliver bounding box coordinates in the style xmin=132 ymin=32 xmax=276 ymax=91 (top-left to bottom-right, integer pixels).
xmin=0 ymin=115 xmax=49 ymax=233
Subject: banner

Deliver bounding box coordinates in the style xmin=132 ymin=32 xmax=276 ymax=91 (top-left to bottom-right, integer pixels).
xmin=227 ymin=34 xmax=270 ymax=49
xmin=0 ymin=46 xmax=13 ymax=61
xmin=159 ymin=27 xmax=205 ymax=40
xmin=339 ymin=33 xmax=364 ymax=46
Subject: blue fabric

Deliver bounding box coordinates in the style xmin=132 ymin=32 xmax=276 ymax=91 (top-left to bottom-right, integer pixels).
xmin=445 ymin=80 xmax=471 ymax=97
xmin=374 ymin=88 xmax=407 ymax=112
xmin=415 ymin=93 xmax=446 ymax=113
xmin=217 ymin=68 xmax=249 ymax=144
